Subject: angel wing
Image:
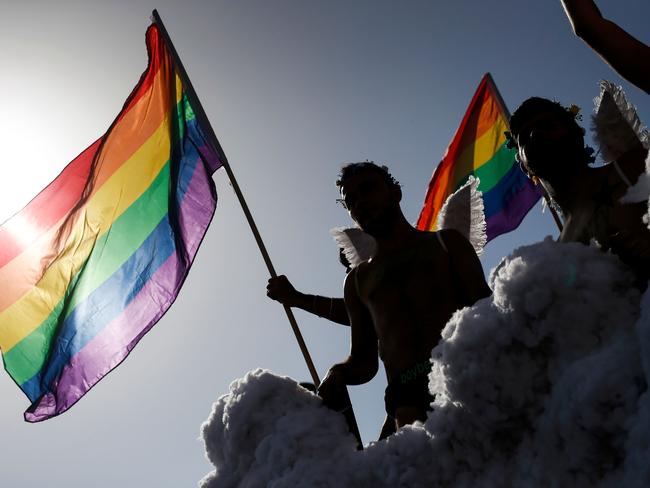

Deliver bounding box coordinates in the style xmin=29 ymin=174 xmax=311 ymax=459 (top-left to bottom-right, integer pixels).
xmin=592 ymin=81 xmax=650 ymax=205
xmin=592 ymin=80 xmax=649 ymax=163
xmin=329 ymin=227 xmax=376 ymax=269
xmin=435 ymin=175 xmax=487 ymax=256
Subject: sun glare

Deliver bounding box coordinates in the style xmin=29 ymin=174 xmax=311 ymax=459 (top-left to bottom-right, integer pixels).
xmin=0 ymin=109 xmax=79 ymax=227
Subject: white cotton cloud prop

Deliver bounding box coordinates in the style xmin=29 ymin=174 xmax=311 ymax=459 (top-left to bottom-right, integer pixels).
xmin=200 ymin=239 xmax=650 ymax=487
xmin=199 ymin=371 xmax=360 ymax=488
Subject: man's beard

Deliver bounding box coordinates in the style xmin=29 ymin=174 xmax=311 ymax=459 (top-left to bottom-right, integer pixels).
xmin=357 ymin=206 xmax=399 ymax=238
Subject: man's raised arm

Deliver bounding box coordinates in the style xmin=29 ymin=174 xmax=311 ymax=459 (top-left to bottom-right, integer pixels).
xmin=561 ymin=0 xmax=650 ymax=94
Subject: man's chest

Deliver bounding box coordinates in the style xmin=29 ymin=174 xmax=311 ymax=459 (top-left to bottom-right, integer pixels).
xmin=357 ymin=251 xmax=451 ymax=304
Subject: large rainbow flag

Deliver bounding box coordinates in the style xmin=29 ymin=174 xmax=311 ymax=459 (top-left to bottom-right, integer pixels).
xmin=416 ymin=73 xmax=541 ymax=241
xmin=0 ymin=23 xmax=223 ymax=421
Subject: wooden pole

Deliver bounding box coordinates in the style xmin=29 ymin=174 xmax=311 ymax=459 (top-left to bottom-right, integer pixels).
xmin=485 ymin=73 xmax=564 ymax=234
xmin=151 ymin=9 xmax=321 ymax=386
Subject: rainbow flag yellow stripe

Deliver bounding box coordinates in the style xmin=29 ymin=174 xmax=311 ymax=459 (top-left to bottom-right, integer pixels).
xmin=0 ymin=24 xmax=222 ymax=421
xmin=417 ymin=73 xmax=541 ymax=240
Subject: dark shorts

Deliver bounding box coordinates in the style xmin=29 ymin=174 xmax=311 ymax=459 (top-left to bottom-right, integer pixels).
xmin=384 ymin=359 xmax=434 ymax=419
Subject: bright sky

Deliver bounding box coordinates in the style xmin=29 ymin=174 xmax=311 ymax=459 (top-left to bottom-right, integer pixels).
xmin=1 ymin=1 xmax=648 ymax=486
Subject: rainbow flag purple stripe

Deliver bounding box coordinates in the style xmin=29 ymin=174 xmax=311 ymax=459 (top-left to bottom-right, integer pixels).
xmin=0 ymin=23 xmax=222 ymax=421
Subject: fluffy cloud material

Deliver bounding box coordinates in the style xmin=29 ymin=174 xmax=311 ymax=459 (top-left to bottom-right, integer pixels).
xmin=200 ymin=239 xmax=649 ymax=487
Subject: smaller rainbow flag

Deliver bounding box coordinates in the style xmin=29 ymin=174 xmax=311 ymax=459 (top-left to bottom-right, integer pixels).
xmin=0 ymin=23 xmax=222 ymax=421
xmin=416 ymin=73 xmax=541 ymax=241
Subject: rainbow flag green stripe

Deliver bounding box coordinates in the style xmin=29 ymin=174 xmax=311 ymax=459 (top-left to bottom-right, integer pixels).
xmin=5 ymin=160 xmax=171 ymax=387
xmin=417 ymin=73 xmax=541 ymax=241
xmin=0 ymin=24 xmax=223 ymax=421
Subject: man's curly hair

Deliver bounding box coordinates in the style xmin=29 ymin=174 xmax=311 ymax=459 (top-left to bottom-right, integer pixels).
xmin=336 ymin=161 xmax=400 ymax=190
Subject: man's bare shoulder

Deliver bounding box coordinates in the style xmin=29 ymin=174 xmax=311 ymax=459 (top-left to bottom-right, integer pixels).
xmin=344 ymin=265 xmax=359 ymax=287
xmin=435 ymin=228 xmax=473 ymax=251
xmin=413 ymin=228 xmax=446 ymax=246
xmin=344 ymin=266 xmax=364 ymax=305
xmin=346 ymin=260 xmax=374 ymax=290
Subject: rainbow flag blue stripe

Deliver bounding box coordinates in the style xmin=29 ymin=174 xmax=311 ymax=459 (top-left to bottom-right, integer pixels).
xmin=417 ymin=73 xmax=541 ymax=241
xmin=0 ymin=24 xmax=222 ymax=421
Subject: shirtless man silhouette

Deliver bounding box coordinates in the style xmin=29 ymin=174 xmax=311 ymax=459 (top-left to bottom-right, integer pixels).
xmin=317 ymin=162 xmax=491 ymax=428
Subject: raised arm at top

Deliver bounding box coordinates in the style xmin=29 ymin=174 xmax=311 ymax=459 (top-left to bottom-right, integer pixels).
xmin=560 ymin=0 xmax=650 ymax=94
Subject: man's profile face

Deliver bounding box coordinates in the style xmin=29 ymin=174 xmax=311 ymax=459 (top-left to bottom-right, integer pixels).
xmin=339 ymin=170 xmax=397 ymax=235
xmin=515 ymin=110 xmax=584 ymax=181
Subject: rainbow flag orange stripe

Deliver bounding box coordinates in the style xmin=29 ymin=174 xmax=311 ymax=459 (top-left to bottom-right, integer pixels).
xmin=416 ymin=73 xmax=541 ymax=240
xmin=0 ymin=24 xmax=222 ymax=421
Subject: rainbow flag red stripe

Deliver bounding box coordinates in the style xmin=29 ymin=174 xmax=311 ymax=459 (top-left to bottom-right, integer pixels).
xmin=416 ymin=73 xmax=541 ymax=241
xmin=0 ymin=24 xmax=222 ymax=421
